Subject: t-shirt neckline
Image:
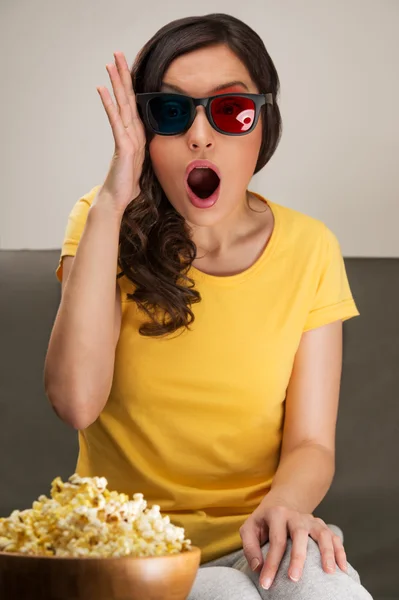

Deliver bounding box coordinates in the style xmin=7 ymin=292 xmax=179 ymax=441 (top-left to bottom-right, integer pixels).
xmin=189 ymin=191 xmax=280 ymax=286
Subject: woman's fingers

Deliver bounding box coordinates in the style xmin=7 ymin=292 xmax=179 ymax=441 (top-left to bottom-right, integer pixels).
xmin=113 ymin=52 xmax=145 ymax=143
xmin=239 ymin=521 xmax=264 ymax=574
xmin=311 ymin=525 xmax=336 ymax=574
xmin=96 ymin=85 xmax=129 ymax=151
xmin=332 ymin=533 xmax=348 ymax=572
xmin=287 ymin=525 xmax=309 ymax=582
xmin=113 ymin=52 xmax=138 ymax=116
xmin=259 ymin=517 xmax=287 ymax=590
xmin=106 ymin=62 xmax=132 ymax=131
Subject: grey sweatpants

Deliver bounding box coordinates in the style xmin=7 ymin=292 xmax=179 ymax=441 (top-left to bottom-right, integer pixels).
xmin=188 ymin=525 xmax=373 ymax=600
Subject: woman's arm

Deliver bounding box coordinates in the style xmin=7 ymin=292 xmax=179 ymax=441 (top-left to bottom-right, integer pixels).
xmin=240 ymin=320 xmax=347 ymax=587
xmin=44 ymin=198 xmax=123 ymax=430
xmin=264 ymin=319 xmax=343 ymax=512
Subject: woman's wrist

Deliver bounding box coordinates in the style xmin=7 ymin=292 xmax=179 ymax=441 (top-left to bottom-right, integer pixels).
xmin=89 ymin=193 xmax=126 ymax=224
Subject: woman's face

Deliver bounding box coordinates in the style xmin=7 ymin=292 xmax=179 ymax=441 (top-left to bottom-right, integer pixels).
xmin=149 ymin=44 xmax=263 ymax=227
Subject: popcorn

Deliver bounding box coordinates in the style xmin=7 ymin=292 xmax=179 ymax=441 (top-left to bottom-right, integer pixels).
xmin=0 ymin=474 xmax=191 ymax=558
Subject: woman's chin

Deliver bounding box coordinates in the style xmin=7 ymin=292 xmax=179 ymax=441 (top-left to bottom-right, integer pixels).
xmin=166 ymin=185 xmax=249 ymax=229
xmin=180 ymin=191 xmax=230 ymax=227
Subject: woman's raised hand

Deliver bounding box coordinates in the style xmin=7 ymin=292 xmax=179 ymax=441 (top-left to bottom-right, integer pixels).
xmin=95 ymin=51 xmax=146 ymax=215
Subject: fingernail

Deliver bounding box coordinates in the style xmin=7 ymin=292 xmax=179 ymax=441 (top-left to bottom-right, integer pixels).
xmin=342 ymin=561 xmax=348 ymax=572
xmin=261 ymin=577 xmax=272 ymax=590
xmin=289 ymin=568 xmax=301 ymax=582
xmin=251 ymin=558 xmax=260 ymax=571
xmin=327 ymin=560 xmax=335 ymax=571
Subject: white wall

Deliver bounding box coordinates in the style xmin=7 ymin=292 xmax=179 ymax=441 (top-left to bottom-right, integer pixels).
xmin=1 ymin=0 xmax=398 ymax=256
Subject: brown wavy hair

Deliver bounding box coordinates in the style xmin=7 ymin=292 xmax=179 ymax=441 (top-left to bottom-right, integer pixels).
xmin=117 ymin=13 xmax=282 ymax=336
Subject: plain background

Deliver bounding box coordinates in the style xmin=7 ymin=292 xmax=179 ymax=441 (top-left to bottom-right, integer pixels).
xmin=1 ymin=0 xmax=398 ymax=256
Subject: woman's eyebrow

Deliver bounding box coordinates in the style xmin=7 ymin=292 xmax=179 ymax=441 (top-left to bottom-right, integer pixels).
xmin=160 ymin=80 xmax=250 ymax=94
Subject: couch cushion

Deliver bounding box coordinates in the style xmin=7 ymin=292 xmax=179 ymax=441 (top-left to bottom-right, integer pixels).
xmin=0 ymin=251 xmax=78 ymax=516
xmin=316 ymin=258 xmax=399 ymax=599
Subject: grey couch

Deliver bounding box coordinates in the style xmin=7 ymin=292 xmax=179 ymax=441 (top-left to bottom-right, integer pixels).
xmin=0 ymin=250 xmax=398 ymax=600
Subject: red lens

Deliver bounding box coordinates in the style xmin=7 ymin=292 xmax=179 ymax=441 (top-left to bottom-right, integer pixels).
xmin=210 ymin=95 xmax=256 ymax=133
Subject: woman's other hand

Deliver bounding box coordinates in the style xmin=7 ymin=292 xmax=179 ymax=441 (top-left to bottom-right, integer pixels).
xmin=239 ymin=501 xmax=348 ymax=590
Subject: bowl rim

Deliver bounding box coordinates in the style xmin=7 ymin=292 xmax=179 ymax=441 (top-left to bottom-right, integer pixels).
xmin=0 ymin=546 xmax=201 ymax=561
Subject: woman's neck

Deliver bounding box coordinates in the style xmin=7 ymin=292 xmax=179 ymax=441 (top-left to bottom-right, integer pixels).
xmin=189 ymin=192 xmax=274 ymax=277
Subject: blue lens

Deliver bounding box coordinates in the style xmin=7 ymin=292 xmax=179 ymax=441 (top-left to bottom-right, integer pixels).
xmin=148 ymin=95 xmax=191 ymax=134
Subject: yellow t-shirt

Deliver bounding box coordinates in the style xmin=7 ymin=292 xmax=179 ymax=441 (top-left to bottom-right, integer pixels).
xmin=56 ymin=185 xmax=359 ymax=563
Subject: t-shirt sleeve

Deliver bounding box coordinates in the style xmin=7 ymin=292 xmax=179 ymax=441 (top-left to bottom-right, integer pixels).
xmin=303 ymin=224 xmax=360 ymax=331
xmin=55 ymin=185 xmax=102 ymax=282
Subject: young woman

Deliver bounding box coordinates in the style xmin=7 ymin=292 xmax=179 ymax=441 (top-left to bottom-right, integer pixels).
xmin=44 ymin=13 xmax=373 ymax=600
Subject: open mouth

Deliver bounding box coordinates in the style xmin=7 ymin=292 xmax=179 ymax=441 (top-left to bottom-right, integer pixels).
xmin=186 ymin=167 xmax=220 ymax=199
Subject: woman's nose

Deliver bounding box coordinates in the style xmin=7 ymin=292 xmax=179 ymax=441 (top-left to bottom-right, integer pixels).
xmin=186 ymin=106 xmax=214 ymax=149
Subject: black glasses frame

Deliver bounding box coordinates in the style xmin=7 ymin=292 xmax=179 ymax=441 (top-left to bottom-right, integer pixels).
xmin=135 ymin=92 xmax=273 ymax=136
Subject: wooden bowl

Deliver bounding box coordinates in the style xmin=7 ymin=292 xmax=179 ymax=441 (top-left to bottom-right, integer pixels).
xmin=0 ymin=546 xmax=201 ymax=600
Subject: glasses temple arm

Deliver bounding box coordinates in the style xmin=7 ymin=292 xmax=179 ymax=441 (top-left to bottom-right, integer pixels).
xmin=264 ymin=93 xmax=273 ymax=105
